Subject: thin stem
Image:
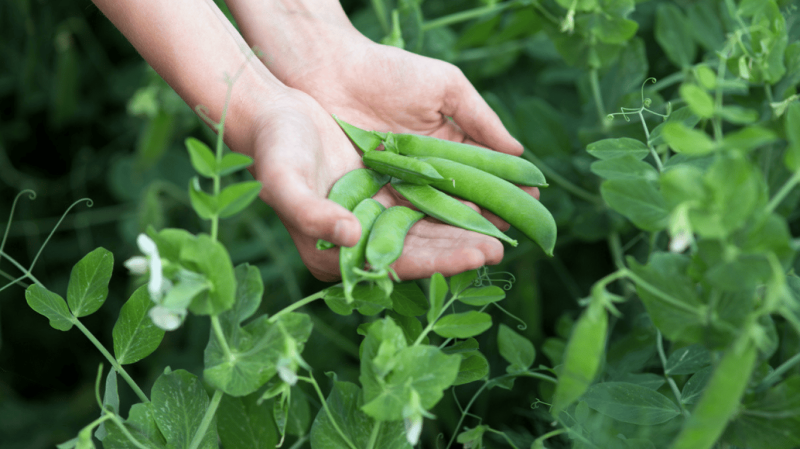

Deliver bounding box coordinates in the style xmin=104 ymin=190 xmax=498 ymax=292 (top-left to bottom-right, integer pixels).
xmin=421 ymin=1 xmax=517 ymax=31
xmin=758 ymin=351 xmax=800 ymax=390
xmin=211 ymin=315 xmax=234 ymax=361
xmin=589 ymin=68 xmax=607 ymax=128
xmin=0 ymin=250 xmax=44 ymax=286
xmin=445 ymin=381 xmax=490 ymax=449
xmin=519 ymin=370 xmax=558 ymax=384
xmin=187 ymin=390 xmax=223 ymax=449
xmin=608 ymin=232 xmax=626 ymax=271
xmin=0 ymin=269 xmax=29 ymax=289
xmin=534 ymin=429 xmax=568 ymax=444
xmin=287 ymin=435 xmax=310 ymax=449
xmin=108 ymin=414 xmax=150 ymax=449
xmin=1 ymin=190 xmax=36 ymax=264
xmin=414 ymin=293 xmax=462 ymax=346
xmin=298 ymin=374 xmax=358 ymax=449
xmin=656 ymin=331 xmax=690 ymax=418
xmin=366 ymin=421 xmax=382 ymax=449
xmin=485 ymin=428 xmax=521 ymax=449
xmin=28 ymin=198 xmax=93 ymax=275
xmin=268 ymin=290 xmax=326 ymax=324
xmin=765 ymin=170 xmax=800 ymax=214
xmin=650 ymin=72 xmax=685 ymax=92
xmin=72 ymin=318 xmax=149 ymax=403
xmin=639 ymin=110 xmax=664 ymax=172
xmin=522 ymin=151 xmax=604 ymax=205
xmin=623 ymin=269 xmax=708 ymax=318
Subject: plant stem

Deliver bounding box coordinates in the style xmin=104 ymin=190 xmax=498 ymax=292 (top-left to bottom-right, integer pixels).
xmin=520 ymin=370 xmax=558 ymax=384
xmin=298 ymin=374 xmax=358 ymax=449
xmin=656 ymin=331 xmax=690 ymax=418
xmin=187 ymin=389 xmax=223 ymax=449
xmin=0 ymin=268 xmax=28 ymax=288
xmin=521 ymin=151 xmax=604 ymax=205
xmin=445 ymin=380 xmax=490 ymax=449
xmin=288 ymin=435 xmax=310 ymax=449
xmin=414 ymin=293 xmax=461 ymax=346
xmin=211 ymin=315 xmax=234 ymax=361
xmin=72 ymin=318 xmax=149 ymax=403
xmin=366 ymin=421 xmax=382 ymax=449
xmin=268 ymin=290 xmax=326 ymax=323
xmin=589 ymin=68 xmax=608 ymax=129
xmin=0 ymin=250 xmax=44 ymax=286
xmin=639 ymin=110 xmax=664 ymax=172
xmin=623 ymin=270 xmax=707 ymax=318
xmin=422 ymin=1 xmax=516 ymax=31
xmin=758 ymin=351 xmax=800 ymax=391
xmin=608 ymin=232 xmax=626 ymax=271
xmin=765 ymin=170 xmax=800 ymax=214
xmin=108 ymin=414 xmax=151 ymax=449
xmin=650 ymin=72 xmax=685 ymax=92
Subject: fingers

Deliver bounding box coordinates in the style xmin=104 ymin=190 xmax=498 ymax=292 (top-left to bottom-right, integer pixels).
xmin=261 ymin=170 xmax=362 ymax=248
xmin=439 ymin=65 xmax=523 ymax=156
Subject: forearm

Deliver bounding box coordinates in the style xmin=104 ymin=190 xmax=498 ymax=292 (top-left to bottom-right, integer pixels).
xmin=92 ymin=0 xmax=287 ymax=155
xmin=224 ymin=0 xmax=363 ymax=85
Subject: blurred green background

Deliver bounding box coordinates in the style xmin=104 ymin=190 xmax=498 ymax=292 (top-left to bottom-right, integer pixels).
xmin=4 ymin=0 xmax=797 ymax=447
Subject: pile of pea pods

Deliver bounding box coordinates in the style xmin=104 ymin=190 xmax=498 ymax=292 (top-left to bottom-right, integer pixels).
xmin=319 ymin=116 xmax=557 ymax=303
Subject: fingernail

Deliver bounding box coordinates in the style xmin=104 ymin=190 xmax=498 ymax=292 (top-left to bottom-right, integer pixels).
xmin=334 ymin=219 xmax=357 ymax=246
xmin=514 ymin=137 xmax=524 ymax=149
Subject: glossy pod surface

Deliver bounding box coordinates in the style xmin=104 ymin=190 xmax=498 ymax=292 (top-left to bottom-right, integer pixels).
xmin=341 ymin=199 xmax=386 ymax=303
xmin=362 ymin=150 xmax=446 ymax=184
xmin=366 ymin=206 xmax=425 ymax=272
xmin=333 ymin=115 xmax=383 ymax=153
xmin=387 ymin=133 xmax=547 ymax=187
xmin=391 ymin=181 xmax=518 ymax=247
xmin=422 ymin=157 xmax=556 ymax=256
xmin=317 ymin=169 xmax=389 ymax=251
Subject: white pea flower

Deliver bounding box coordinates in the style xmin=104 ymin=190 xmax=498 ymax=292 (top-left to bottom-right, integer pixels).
xmin=402 ymin=389 xmax=434 ymax=446
xmin=123 ymin=256 xmax=148 ymax=275
xmin=149 ymin=305 xmax=186 ymax=331
xmin=668 ymin=204 xmax=694 ymax=254
xmin=404 ymin=414 xmax=423 ymax=446
xmin=277 ymin=357 xmax=299 ymax=386
xmin=135 ymin=234 xmax=168 ymax=301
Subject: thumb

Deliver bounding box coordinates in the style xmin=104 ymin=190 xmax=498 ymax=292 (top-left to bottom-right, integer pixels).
xmin=263 ymin=171 xmax=363 ymax=248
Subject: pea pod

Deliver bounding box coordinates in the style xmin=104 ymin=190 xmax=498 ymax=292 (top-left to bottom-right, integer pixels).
xmin=362 ymin=150 xmax=447 ymax=184
xmin=670 ymin=336 xmax=757 ymax=449
xmin=317 ymin=169 xmax=390 ymax=251
xmin=365 ymin=206 xmax=426 ymax=275
xmin=391 ymin=181 xmax=518 ymax=247
xmin=384 ymin=133 xmax=547 ymax=187
xmin=550 ymin=300 xmax=608 ymax=417
xmin=333 ymin=115 xmax=383 ymax=153
xmin=341 ymin=198 xmax=386 ymax=303
xmin=422 ymin=157 xmax=556 ymax=256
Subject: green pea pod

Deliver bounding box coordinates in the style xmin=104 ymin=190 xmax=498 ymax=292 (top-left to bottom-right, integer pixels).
xmin=391 ymin=180 xmax=518 ymax=247
xmin=333 ymin=115 xmax=383 ymax=153
xmin=317 ymin=169 xmax=390 ymax=251
xmin=362 ymin=150 xmax=447 ymax=184
xmin=422 ymin=157 xmax=556 ymax=256
xmin=341 ymin=199 xmax=385 ymax=303
xmin=365 ymin=206 xmax=425 ymax=274
xmin=670 ymin=336 xmax=757 ymax=449
xmin=386 ymin=133 xmax=547 ymax=187
xmin=550 ymin=301 xmax=607 ymax=417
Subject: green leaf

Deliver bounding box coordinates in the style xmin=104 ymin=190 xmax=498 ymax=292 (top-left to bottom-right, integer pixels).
xmin=586 ymin=137 xmax=648 ymax=160
xmin=178 ymin=233 xmax=236 ymax=315
xmin=188 ymin=177 xmax=217 ymax=219
xmin=433 ymin=311 xmax=492 ymax=339
xmin=627 ymin=253 xmax=706 ymax=343
xmin=391 ymin=281 xmax=429 ymax=316
xmin=687 ymin=3 xmax=725 ymax=52
xmin=67 ymin=247 xmax=113 ymax=317
xmin=103 ymin=402 xmax=167 ymax=449
xmin=594 ymin=15 xmax=638 ymax=45
xmin=113 ymin=286 xmax=166 ymax=365
xmin=218 ymin=152 xmax=254 ymax=176
xmin=721 ymin=126 xmax=778 ymax=152
xmin=151 ymin=369 xmax=217 ymax=449
xmin=665 ymin=344 xmax=711 ymax=375
xmin=662 ymin=122 xmax=715 ymax=155
xmin=705 ymin=254 xmax=772 ymax=292
xmin=725 ymin=376 xmax=800 ymax=449
xmin=25 ymin=284 xmax=73 ymax=331
xmin=718 ymin=106 xmax=759 ymax=124
xmin=389 ymin=312 xmax=426 ymax=346
xmin=310 ymin=380 xmax=411 ymax=449
xmin=457 ymin=425 xmax=488 ymax=447
xmin=551 ymin=301 xmax=607 ymax=416
xmin=453 ymin=352 xmax=489 ymax=386
xmin=655 ymin=3 xmax=696 ymax=67
xmin=442 ymin=338 xmax=480 ymax=357
xmin=785 ymin=102 xmax=800 ymax=170
xmin=449 ymin=270 xmax=478 ymax=295
xmin=590 ymin=155 xmax=659 ymax=181
xmin=600 ymin=178 xmax=669 ymax=231
xmin=427 ymin=273 xmax=447 ymax=324
xmin=185 ymin=138 xmax=217 ymax=178
xmin=680 ymin=84 xmax=714 ymax=118
xmin=458 ymin=286 xmax=505 ymax=306
xmin=582 ymin=382 xmax=681 ymax=425
xmin=681 ymin=366 xmax=712 ymax=405
xmin=95 ymin=369 xmax=119 ymax=441
xmin=498 ymin=324 xmax=535 ymax=371
xmin=218 ymin=181 xmax=262 ymax=218
xmin=217 ymin=392 xmax=278 ymax=449
xmin=649 ymin=106 xmax=701 ymax=147
xmin=614 ymin=372 xmax=665 ymax=390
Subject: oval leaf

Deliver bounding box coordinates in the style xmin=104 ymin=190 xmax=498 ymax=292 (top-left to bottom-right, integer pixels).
xmin=185 ymin=138 xmax=217 ymax=178
xmin=219 ymin=181 xmax=262 ymax=218
xmin=587 ymin=138 xmax=648 ymax=160
xmin=218 ymin=152 xmax=254 ymax=176
xmin=433 ymin=311 xmax=492 ymax=339
xmin=113 ymin=285 xmax=166 ymax=365
xmin=498 ymin=324 xmax=535 ymax=371
xmin=458 ymin=286 xmax=505 ymax=306
xmin=582 ymin=382 xmax=681 ymax=425
xmin=67 ymin=247 xmax=113 ymax=317
xmin=427 ymin=273 xmax=447 ymax=324
xmin=25 ymin=284 xmax=73 ymax=331
xmin=188 ymin=177 xmax=217 ymax=219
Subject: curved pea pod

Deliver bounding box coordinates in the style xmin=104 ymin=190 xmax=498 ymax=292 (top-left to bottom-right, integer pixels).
xmin=392 ymin=181 xmax=518 ymax=247
xmin=670 ymin=336 xmax=757 ymax=449
xmin=317 ymin=169 xmax=390 ymax=251
xmin=422 ymin=157 xmax=556 ymax=256
xmin=550 ymin=301 xmax=607 ymax=417
xmin=341 ymin=199 xmax=386 ymax=303
xmin=333 ymin=115 xmax=383 ymax=154
xmin=364 ymin=206 xmax=425 ymax=275
xmin=362 ymin=150 xmax=447 ymax=184
xmin=386 ymin=133 xmax=547 ymax=187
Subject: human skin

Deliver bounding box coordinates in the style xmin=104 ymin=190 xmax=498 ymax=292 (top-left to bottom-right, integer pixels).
xmin=90 ymin=0 xmax=527 ymax=281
